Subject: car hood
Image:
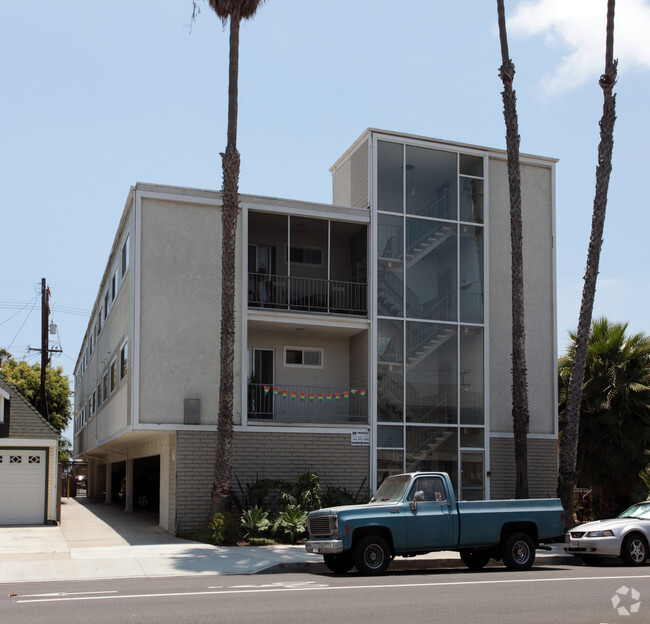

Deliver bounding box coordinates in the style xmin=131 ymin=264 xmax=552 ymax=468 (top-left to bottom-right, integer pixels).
xmin=570 ymin=518 xmax=640 ymax=533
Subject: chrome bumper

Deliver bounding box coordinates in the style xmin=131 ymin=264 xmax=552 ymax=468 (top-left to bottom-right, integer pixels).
xmin=305 ymin=539 xmax=344 ymax=555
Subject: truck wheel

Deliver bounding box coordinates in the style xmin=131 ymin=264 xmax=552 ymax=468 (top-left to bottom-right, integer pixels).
xmin=353 ymin=535 xmax=391 ymax=575
xmin=502 ymin=532 xmax=535 ymax=571
xmin=323 ymin=553 xmax=354 ymax=574
xmin=621 ymin=534 xmax=648 ymax=566
xmin=460 ymin=550 xmax=491 ymax=570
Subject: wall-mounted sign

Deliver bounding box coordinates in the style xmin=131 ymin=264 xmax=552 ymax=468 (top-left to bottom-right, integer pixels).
xmin=351 ymin=430 xmax=369 ymax=446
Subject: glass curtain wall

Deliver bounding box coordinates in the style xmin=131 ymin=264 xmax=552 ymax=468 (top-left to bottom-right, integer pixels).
xmin=375 ymin=139 xmax=486 ymax=500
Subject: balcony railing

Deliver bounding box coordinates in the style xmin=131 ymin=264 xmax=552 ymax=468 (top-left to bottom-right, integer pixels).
xmin=248 ymin=383 xmax=368 ymax=425
xmin=249 ymin=272 xmax=367 ymax=316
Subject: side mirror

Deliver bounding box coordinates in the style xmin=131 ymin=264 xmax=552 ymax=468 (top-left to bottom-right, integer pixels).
xmin=409 ymin=490 xmax=425 ymax=511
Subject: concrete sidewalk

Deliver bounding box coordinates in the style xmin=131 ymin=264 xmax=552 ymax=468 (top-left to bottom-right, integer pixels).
xmin=0 ymin=496 xmax=575 ymax=584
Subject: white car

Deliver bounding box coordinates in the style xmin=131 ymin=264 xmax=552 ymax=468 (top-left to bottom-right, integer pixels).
xmin=565 ymin=501 xmax=650 ymax=566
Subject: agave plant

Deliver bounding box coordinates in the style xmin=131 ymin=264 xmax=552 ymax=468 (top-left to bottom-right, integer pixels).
xmin=240 ymin=505 xmax=271 ymax=538
xmin=273 ymin=504 xmax=308 ymax=544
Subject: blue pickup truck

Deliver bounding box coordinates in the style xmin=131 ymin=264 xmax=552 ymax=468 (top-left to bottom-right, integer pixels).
xmin=305 ymin=472 xmax=565 ymax=574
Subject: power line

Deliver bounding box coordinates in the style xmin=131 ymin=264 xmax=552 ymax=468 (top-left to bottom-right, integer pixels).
xmin=7 ymin=298 xmax=38 ymax=349
xmin=0 ymin=295 xmax=39 ymax=325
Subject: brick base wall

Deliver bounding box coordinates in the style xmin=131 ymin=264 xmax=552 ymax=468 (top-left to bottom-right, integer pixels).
xmin=175 ymin=430 xmax=219 ymax=533
xmin=232 ymin=431 xmax=370 ymax=497
xmin=175 ymin=429 xmax=370 ymax=533
xmin=490 ymin=436 xmax=558 ymax=499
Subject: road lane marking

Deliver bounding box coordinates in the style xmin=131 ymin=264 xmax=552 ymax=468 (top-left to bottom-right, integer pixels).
xmin=15 ymin=574 xmax=650 ymax=604
xmin=16 ymin=590 xmax=118 ymax=598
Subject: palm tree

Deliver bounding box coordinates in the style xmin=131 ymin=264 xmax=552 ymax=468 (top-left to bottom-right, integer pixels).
xmin=209 ymin=0 xmax=266 ymax=515
xmin=557 ymin=0 xmax=617 ymax=526
xmin=558 ymin=318 xmax=650 ymax=519
xmin=496 ymin=0 xmax=530 ymax=498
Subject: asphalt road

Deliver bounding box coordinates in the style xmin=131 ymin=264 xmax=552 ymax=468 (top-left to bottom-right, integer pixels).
xmin=3 ymin=564 xmax=649 ymax=624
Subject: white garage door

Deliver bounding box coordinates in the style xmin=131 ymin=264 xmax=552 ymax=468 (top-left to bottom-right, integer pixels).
xmin=0 ymin=449 xmax=47 ymax=525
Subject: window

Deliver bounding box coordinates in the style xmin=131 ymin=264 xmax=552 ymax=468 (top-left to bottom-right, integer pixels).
xmin=120 ymin=342 xmax=129 ymax=379
xmin=89 ymin=330 xmax=94 ymax=355
xmin=121 ymin=235 xmax=130 ymax=277
xmin=104 ymin=292 xmax=109 ymax=319
xmin=110 ymin=360 xmax=117 ymax=392
xmin=283 ymin=346 xmax=323 ymax=368
xmin=97 ymin=309 xmax=102 ymax=334
xmin=289 ymin=246 xmax=323 ymax=266
xmin=97 ymin=383 xmax=102 ymax=406
xmin=102 ymin=373 xmax=109 ymax=400
xmin=111 ymin=270 xmax=117 ymax=301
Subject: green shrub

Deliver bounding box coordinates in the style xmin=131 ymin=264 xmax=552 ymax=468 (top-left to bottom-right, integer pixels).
xmin=209 ymin=512 xmax=240 ymax=546
xmin=273 ymin=504 xmax=308 ymax=543
xmin=241 ymin=505 xmax=271 ymax=538
xmin=248 ymin=537 xmax=275 ymax=546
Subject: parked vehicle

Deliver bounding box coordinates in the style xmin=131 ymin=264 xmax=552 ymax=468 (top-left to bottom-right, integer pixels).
xmin=306 ymin=472 xmax=565 ymax=575
xmin=75 ymin=474 xmax=87 ymax=489
xmin=118 ymin=472 xmax=159 ymax=509
xmin=564 ymin=501 xmax=650 ymax=566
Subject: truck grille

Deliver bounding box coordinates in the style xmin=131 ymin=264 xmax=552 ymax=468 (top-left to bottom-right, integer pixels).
xmin=309 ymin=516 xmax=333 ymax=536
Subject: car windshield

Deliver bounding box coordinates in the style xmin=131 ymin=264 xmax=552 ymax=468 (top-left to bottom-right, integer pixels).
xmin=619 ymin=503 xmax=650 ymax=520
xmin=370 ymin=475 xmax=410 ymax=503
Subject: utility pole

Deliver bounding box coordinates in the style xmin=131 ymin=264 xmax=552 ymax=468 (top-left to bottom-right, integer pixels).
xmin=40 ymin=278 xmax=48 ymax=418
xmin=29 ymin=278 xmax=61 ymax=420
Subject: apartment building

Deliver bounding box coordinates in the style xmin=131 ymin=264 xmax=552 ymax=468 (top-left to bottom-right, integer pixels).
xmin=74 ymin=129 xmax=558 ymax=533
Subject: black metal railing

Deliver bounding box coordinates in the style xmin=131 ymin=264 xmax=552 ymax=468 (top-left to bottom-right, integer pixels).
xmin=249 ymin=273 xmax=367 ymax=315
xmin=247 ymin=383 xmax=368 ymax=425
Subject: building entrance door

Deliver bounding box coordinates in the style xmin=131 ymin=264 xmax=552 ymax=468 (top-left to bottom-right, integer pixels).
xmin=249 ymin=349 xmax=274 ymax=419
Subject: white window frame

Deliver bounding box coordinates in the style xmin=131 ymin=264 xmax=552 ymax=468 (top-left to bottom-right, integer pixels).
xmin=0 ymin=387 xmax=9 ymax=423
xmin=283 ymin=346 xmax=324 ymax=369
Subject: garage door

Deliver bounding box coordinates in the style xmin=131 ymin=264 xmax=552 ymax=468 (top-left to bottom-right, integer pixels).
xmin=0 ymin=449 xmax=47 ymax=525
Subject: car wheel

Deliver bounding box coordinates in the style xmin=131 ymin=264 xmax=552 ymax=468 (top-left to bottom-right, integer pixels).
xmin=136 ymin=494 xmax=149 ymax=508
xmin=502 ymin=532 xmax=535 ymax=571
xmin=323 ymin=552 xmax=355 ymax=574
xmin=460 ymin=549 xmax=492 ymax=570
xmin=353 ymin=535 xmax=392 ymax=575
xmin=621 ymin=534 xmax=648 ymax=566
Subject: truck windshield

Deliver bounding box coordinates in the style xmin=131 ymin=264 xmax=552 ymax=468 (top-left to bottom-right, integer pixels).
xmin=370 ymin=476 xmax=410 ymax=503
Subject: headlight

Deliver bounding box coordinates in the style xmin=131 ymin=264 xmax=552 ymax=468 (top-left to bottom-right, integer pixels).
xmin=586 ymin=530 xmax=614 ymax=537
xmin=331 ymin=514 xmax=339 ymax=537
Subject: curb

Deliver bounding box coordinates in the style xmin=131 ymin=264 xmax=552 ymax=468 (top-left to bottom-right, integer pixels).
xmin=258 ymin=554 xmax=578 ymax=574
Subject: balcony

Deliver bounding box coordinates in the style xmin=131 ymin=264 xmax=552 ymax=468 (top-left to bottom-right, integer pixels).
xmin=247 ymin=383 xmax=368 ymax=425
xmin=248 ymin=272 xmax=367 ymax=316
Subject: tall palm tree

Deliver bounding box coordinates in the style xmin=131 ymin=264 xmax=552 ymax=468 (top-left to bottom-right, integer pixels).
xmin=496 ymin=0 xmax=530 ymax=498
xmin=209 ymin=0 xmax=266 ymax=515
xmin=558 ymin=318 xmax=650 ymax=519
xmin=557 ymin=0 xmax=617 ymax=526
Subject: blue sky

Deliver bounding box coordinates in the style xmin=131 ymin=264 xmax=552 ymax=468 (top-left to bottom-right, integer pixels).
xmin=1 ymin=0 xmax=648 ymax=443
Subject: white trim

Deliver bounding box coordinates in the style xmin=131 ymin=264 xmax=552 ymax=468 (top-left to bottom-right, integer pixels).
xmin=483 ymin=152 xmax=491 ymax=498
xmin=133 ymin=190 xmax=142 ymax=427
xmin=551 ymin=162 xmax=559 ymax=438
xmin=489 ymin=432 xmax=559 ymax=440
xmin=0 ymin=386 xmax=9 ymax=423
xmin=234 ymin=424 xmax=369 ymax=435
xmin=242 ymin=205 xmax=249 ymax=427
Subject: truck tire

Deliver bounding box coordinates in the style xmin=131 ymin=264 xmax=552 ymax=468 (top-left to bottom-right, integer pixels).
xmin=460 ymin=549 xmax=491 ymax=570
xmin=353 ymin=535 xmax=391 ymax=575
xmin=502 ymin=532 xmax=535 ymax=571
xmin=323 ymin=553 xmax=354 ymax=574
xmin=620 ymin=534 xmax=648 ymax=566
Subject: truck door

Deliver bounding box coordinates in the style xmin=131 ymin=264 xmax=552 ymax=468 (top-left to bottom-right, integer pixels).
xmin=405 ymin=476 xmax=458 ymax=550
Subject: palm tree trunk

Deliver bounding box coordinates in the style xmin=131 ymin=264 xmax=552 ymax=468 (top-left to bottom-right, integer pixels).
xmin=497 ymin=0 xmax=529 ymax=498
xmin=558 ymin=0 xmax=617 ymax=528
xmin=212 ymin=15 xmax=241 ymax=515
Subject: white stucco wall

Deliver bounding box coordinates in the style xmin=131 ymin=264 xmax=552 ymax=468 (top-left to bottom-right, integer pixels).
xmin=488 ymin=158 xmax=556 ymax=435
